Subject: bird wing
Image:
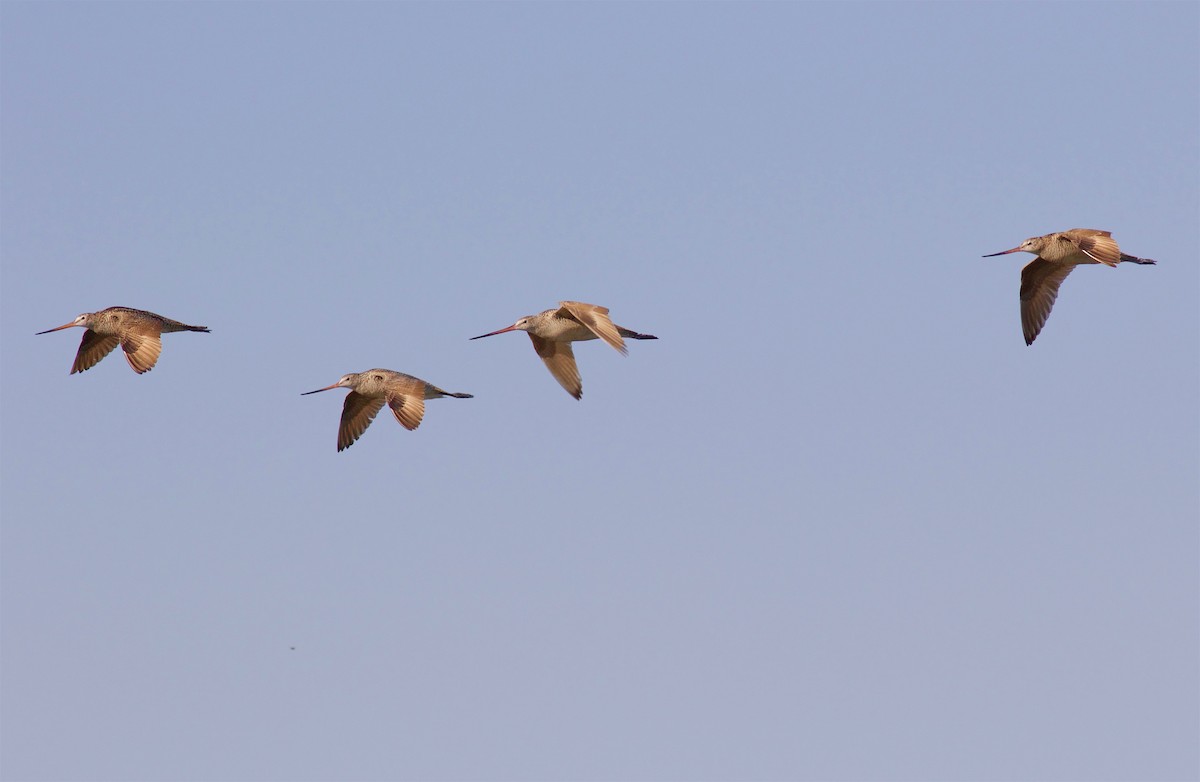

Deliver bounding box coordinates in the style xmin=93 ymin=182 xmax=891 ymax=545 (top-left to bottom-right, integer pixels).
xmin=1020 ymin=258 xmax=1076 ymax=345
xmin=71 ymin=330 xmax=121 ymax=374
xmin=388 ymin=393 xmax=426 ymax=431
xmin=558 ymin=301 xmax=627 ymax=355
xmin=120 ymin=332 xmax=163 ymax=374
xmin=530 ymin=334 xmax=582 ymax=399
xmin=338 ymin=391 xmax=385 ymax=451
xmin=1067 ymin=229 xmax=1120 ymax=267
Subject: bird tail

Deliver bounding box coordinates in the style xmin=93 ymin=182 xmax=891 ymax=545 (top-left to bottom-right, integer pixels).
xmin=162 ymin=323 xmax=211 ymax=333
xmin=1119 ymin=253 xmax=1156 ymax=265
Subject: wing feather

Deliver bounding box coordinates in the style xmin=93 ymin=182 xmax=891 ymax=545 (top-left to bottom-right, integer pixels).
xmin=338 ymin=392 xmax=385 ymax=451
xmin=1068 ymin=229 xmax=1120 ymax=267
xmin=1020 ymin=258 xmax=1076 ymax=345
xmin=71 ymin=330 xmax=120 ymax=374
xmin=530 ymin=334 xmax=583 ymax=399
xmin=121 ymin=333 xmax=163 ymax=374
xmin=388 ymin=393 xmax=426 ymax=431
xmin=558 ymin=301 xmax=627 ymax=354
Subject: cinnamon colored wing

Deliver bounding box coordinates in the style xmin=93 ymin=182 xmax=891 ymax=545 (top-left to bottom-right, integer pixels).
xmin=338 ymin=391 xmax=386 ymax=451
xmin=388 ymin=393 xmax=426 ymax=431
xmin=530 ymin=333 xmax=583 ymax=399
xmin=71 ymin=330 xmax=120 ymax=374
xmin=1020 ymin=258 xmax=1076 ymax=345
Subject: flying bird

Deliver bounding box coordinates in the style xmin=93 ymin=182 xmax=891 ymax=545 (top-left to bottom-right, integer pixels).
xmin=983 ymin=229 xmax=1155 ymax=345
xmin=470 ymin=301 xmax=656 ymax=399
xmin=302 ymin=369 xmax=473 ymax=451
xmin=37 ymin=306 xmax=210 ymax=374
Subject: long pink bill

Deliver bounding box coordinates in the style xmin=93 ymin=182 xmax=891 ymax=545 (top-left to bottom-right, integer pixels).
xmin=469 ymin=325 xmax=519 ymax=340
xmin=301 ymin=383 xmax=342 ymax=396
xmin=35 ymin=322 xmax=79 ymax=335
xmin=982 ymin=247 xmax=1022 ymax=257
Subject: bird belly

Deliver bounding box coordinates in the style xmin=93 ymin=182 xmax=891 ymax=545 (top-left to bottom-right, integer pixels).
xmin=550 ymin=322 xmax=598 ymax=342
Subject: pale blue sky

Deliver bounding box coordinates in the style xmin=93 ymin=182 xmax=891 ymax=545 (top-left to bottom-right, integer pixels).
xmin=2 ymin=3 xmax=1197 ymax=780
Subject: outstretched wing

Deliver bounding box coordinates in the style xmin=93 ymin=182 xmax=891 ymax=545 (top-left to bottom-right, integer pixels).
xmin=530 ymin=334 xmax=582 ymax=399
xmin=338 ymin=391 xmax=386 ymax=451
xmin=558 ymin=301 xmax=627 ymax=354
xmin=1020 ymin=258 xmax=1076 ymax=345
xmin=388 ymin=393 xmax=426 ymax=431
xmin=121 ymin=333 xmax=163 ymax=374
xmin=71 ymin=330 xmax=120 ymax=374
xmin=1068 ymin=229 xmax=1120 ymax=267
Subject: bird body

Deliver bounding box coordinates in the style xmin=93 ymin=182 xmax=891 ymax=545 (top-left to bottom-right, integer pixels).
xmin=983 ymin=229 xmax=1155 ymax=345
xmin=302 ymin=369 xmax=472 ymax=451
xmin=470 ymin=301 xmax=656 ymax=399
xmin=37 ymin=306 xmax=210 ymax=374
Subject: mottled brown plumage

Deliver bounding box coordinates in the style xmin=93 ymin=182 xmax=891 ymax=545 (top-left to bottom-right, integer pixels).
xmin=470 ymin=301 xmax=657 ymax=399
xmin=302 ymin=369 xmax=473 ymax=451
xmin=37 ymin=306 xmax=210 ymax=374
xmin=983 ymin=229 xmax=1155 ymax=345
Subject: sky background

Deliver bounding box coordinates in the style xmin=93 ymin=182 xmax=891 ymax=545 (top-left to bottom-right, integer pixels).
xmin=2 ymin=3 xmax=1197 ymax=781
